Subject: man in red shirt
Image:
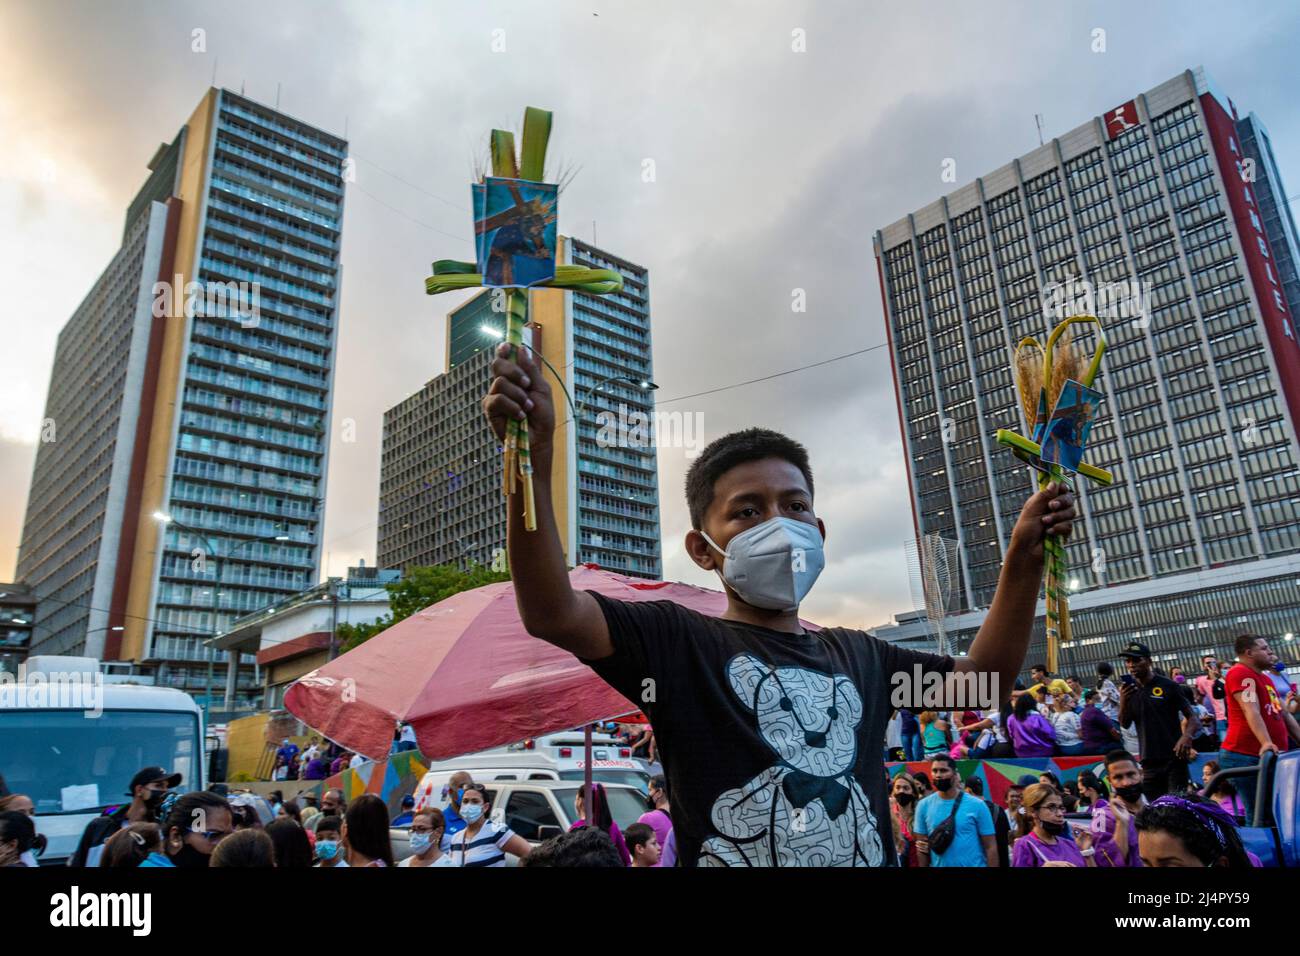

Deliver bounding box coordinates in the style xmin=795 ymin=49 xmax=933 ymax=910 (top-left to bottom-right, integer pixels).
xmin=1216 ymin=634 xmax=1300 ymax=823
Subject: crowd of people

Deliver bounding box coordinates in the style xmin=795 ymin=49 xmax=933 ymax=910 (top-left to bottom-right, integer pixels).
xmin=1 ymin=632 xmax=1292 ymax=869
xmin=883 ymin=632 xmax=1299 ymax=868
xmin=0 ymin=761 xmax=677 ymax=869
xmin=888 ymin=750 xmax=1259 ymax=868
xmin=891 ymin=637 xmax=1297 ymax=806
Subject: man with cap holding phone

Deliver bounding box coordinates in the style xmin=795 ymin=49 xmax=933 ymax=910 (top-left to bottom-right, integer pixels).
xmin=69 ymin=765 xmax=182 ymax=867
xmin=1117 ymin=642 xmax=1200 ymax=800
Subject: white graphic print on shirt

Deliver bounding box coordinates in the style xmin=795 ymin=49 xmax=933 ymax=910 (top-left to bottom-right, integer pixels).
xmin=697 ymin=653 xmax=884 ymax=867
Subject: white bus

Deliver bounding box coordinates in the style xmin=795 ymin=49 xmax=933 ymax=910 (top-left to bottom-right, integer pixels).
xmin=0 ymin=656 xmax=205 ymax=865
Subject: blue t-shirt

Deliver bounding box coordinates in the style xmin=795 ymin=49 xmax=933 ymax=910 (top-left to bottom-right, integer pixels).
xmin=915 ymin=792 xmax=993 ymax=867
xmin=439 ymin=804 xmax=467 ymax=851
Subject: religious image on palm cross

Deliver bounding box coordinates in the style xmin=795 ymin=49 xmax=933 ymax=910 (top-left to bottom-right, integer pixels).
xmin=1039 ymin=379 xmax=1103 ymax=473
xmin=473 ymin=177 xmax=558 ymax=288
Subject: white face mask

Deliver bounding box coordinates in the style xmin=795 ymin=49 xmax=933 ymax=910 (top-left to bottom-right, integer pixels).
xmin=699 ymin=516 xmax=825 ymax=612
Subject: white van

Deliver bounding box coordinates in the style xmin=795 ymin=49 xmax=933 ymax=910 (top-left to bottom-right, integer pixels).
xmin=410 ymin=752 xmax=563 ymax=812
xmin=506 ymin=730 xmax=652 ymax=792
xmin=0 ymin=656 xmax=205 ymax=865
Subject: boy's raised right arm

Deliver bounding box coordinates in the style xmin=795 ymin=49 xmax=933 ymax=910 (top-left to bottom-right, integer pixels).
xmin=483 ymin=341 xmax=613 ymax=660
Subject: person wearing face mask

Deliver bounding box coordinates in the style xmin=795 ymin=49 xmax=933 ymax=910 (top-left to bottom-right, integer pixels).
xmin=481 ymin=354 xmax=1078 ymax=868
xmin=1089 ymin=750 xmax=1145 ymax=867
xmin=312 ymin=816 xmax=347 ymax=867
xmin=888 ymin=772 xmax=920 ymax=867
xmin=157 ymin=791 xmax=233 ymax=868
xmin=0 ymin=794 xmax=45 ymax=866
xmin=398 ymin=808 xmax=454 ymax=867
xmin=914 ymin=755 xmax=996 ymax=868
xmin=449 ymin=783 xmax=532 ymax=866
xmin=1010 ymin=784 xmax=1094 ymax=867
xmin=439 ymin=771 xmax=473 ymax=850
xmin=636 ymin=775 xmax=672 ymax=866
xmin=70 ymin=765 xmax=181 ymax=867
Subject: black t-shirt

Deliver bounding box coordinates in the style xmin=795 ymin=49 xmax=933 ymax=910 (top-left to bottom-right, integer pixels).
xmin=578 ymin=590 xmax=954 ymax=867
xmin=1132 ymin=675 xmax=1192 ymax=765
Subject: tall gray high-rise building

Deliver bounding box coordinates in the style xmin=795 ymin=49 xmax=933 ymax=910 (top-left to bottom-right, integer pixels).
xmin=17 ymin=88 xmax=346 ymax=707
xmin=379 ymin=237 xmax=662 ymax=579
xmin=872 ymin=67 xmax=1300 ymax=674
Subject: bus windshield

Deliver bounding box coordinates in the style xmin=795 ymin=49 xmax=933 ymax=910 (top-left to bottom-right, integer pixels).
xmin=0 ymin=709 xmax=201 ymax=814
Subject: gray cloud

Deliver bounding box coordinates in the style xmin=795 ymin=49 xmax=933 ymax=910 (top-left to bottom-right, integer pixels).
xmin=3 ymin=0 xmax=1297 ymax=627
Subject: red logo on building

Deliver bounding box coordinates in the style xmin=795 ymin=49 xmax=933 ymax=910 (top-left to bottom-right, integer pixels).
xmin=1103 ymin=101 xmax=1139 ymax=139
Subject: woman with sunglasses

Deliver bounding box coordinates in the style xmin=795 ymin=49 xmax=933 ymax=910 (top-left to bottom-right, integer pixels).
xmin=1010 ymin=784 xmax=1095 ymax=867
xmin=157 ymin=791 xmax=233 ymax=868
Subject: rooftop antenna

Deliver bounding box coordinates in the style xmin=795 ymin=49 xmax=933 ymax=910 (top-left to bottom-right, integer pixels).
xmin=240 ymin=80 xmax=245 ymax=96
xmin=593 ymin=220 xmax=597 ymax=245
xmin=276 ymin=82 xmax=282 ymax=110
xmin=1035 ymin=113 xmax=1045 ymax=147
xmin=211 ymin=57 xmax=218 ymax=87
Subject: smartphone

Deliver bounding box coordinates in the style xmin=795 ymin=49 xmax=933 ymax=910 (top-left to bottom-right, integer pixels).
xmin=1120 ymin=674 xmax=1137 ymax=687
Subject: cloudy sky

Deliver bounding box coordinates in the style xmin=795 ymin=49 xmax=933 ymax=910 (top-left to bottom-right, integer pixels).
xmin=1 ymin=0 xmax=1296 ymax=630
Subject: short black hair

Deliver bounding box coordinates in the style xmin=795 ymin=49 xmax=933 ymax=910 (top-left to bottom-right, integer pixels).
xmin=930 ymin=754 xmax=956 ymax=770
xmin=1096 ymin=661 xmax=1114 ymax=677
xmin=684 ymin=428 xmax=814 ymax=530
xmin=1234 ymin=633 xmax=1265 ymax=656
xmin=1105 ymin=749 xmax=1139 ymax=770
xmin=1031 ymin=663 xmax=1048 ymax=675
xmin=521 ymin=827 xmax=624 ymax=867
xmin=963 ymin=777 xmax=984 ymax=796
xmin=623 ymin=822 xmax=656 ymax=852
xmin=316 ymin=815 xmax=342 ymax=834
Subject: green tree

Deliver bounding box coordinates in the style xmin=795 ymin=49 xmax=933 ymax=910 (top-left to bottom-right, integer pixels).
xmin=338 ymin=562 xmax=511 ymax=652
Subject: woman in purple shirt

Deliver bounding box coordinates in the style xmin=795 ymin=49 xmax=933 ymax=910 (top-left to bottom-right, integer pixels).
xmin=1007 ymin=693 xmax=1057 ymax=758
xmin=1011 ymin=784 xmax=1094 ymax=867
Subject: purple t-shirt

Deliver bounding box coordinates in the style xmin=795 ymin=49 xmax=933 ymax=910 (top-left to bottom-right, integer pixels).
xmin=1011 ymin=831 xmax=1086 ymax=867
xmin=1008 ymin=712 xmax=1056 ymax=757
xmin=1090 ymin=799 xmax=1141 ymax=867
xmin=637 ymin=808 xmax=672 ymax=867
xmin=1079 ymin=705 xmax=1116 ymax=753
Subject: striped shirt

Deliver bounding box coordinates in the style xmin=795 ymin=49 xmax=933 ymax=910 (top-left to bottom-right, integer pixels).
xmin=449 ymin=819 xmax=516 ymax=867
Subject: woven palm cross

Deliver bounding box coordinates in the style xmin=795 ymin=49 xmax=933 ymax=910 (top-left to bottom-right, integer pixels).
xmin=994 ymin=314 xmax=1115 ymax=672
xmin=424 ymin=107 xmax=625 ymax=531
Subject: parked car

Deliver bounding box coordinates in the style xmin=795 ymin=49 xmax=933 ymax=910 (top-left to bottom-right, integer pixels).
xmin=410 ymin=753 xmax=563 ymax=812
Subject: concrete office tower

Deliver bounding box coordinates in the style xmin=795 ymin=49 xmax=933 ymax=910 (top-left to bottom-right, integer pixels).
xmin=872 ymin=68 xmax=1300 ymax=674
xmin=379 ymin=237 xmax=662 ymax=579
xmin=17 ymin=89 xmax=346 ymax=705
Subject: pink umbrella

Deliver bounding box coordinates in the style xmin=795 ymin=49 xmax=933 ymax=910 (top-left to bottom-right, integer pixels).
xmin=284 ymin=564 xmax=820 ymax=762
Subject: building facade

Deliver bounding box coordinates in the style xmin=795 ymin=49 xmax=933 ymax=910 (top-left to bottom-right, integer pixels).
xmin=17 ymin=88 xmax=346 ymax=705
xmin=209 ymin=566 xmax=400 ymax=711
xmin=873 ymin=67 xmax=1300 ymax=677
xmin=0 ymin=584 xmax=37 ymax=675
xmin=378 ymin=237 xmax=662 ymax=578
